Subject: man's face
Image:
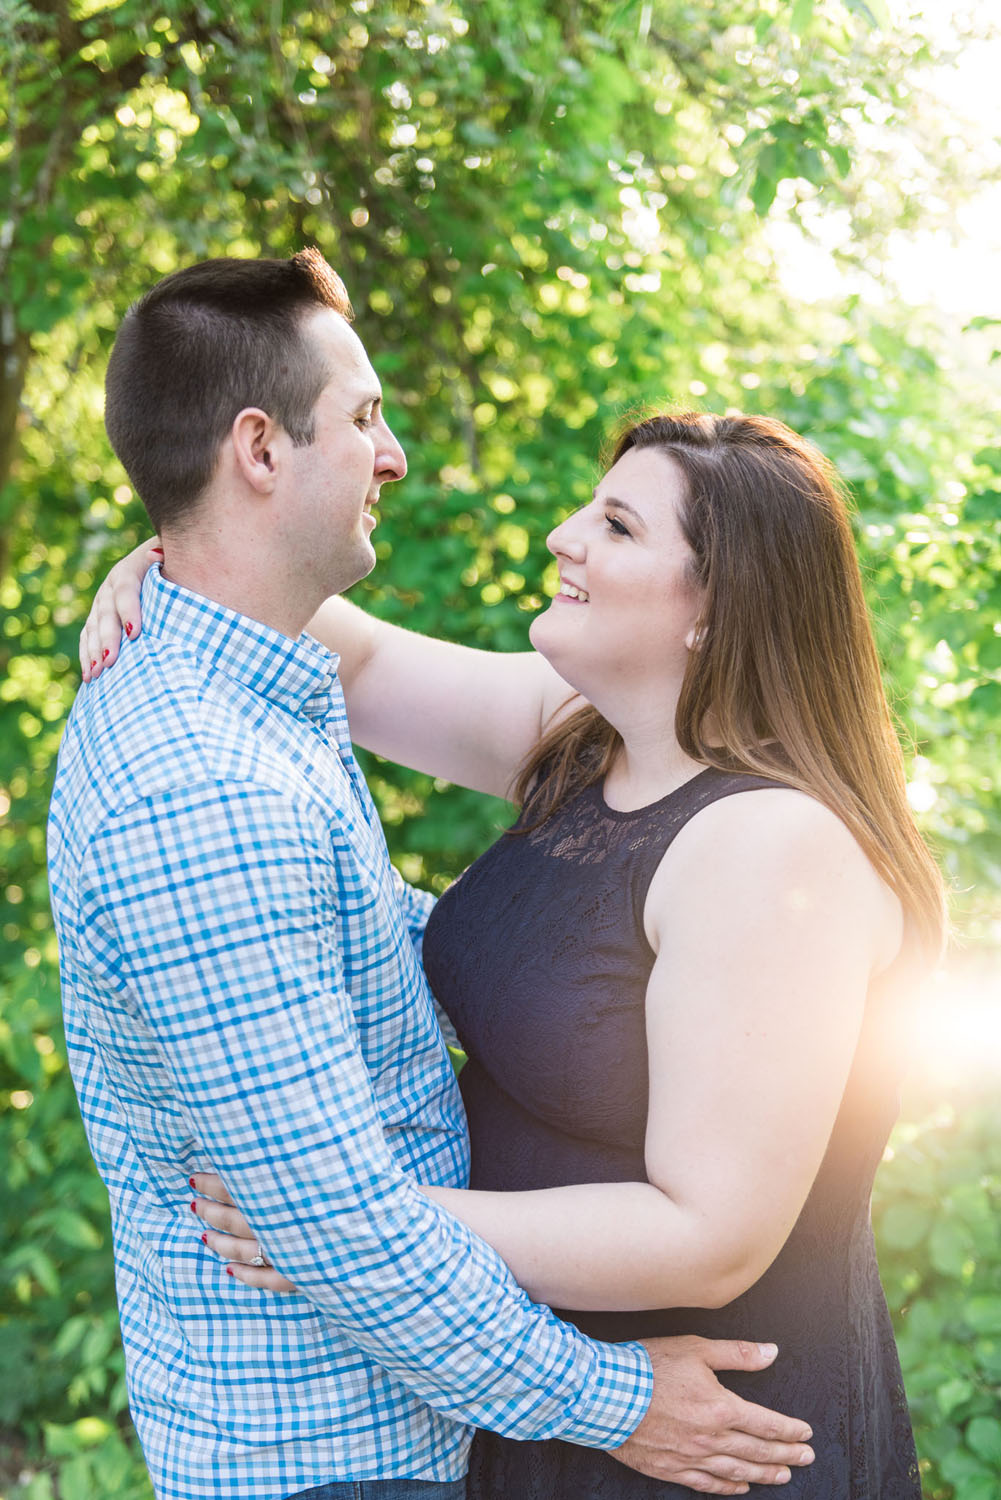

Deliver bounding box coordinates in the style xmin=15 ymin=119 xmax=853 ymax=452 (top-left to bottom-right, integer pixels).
xmin=284 ymin=308 xmax=407 ymax=598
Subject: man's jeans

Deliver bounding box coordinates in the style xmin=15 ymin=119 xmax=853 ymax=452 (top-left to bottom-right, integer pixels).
xmin=286 ymin=1480 xmax=466 ymax=1500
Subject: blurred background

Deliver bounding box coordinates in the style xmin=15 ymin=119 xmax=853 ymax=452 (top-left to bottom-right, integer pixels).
xmin=1 ymin=1 xmax=999 ymax=1496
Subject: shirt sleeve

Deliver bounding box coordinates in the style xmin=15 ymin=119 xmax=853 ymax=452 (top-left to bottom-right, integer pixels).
xmin=79 ymin=779 xmax=652 ymax=1448
xmin=392 ymin=871 xmax=464 ymax=1054
xmin=392 ymin=867 xmax=436 ymax=962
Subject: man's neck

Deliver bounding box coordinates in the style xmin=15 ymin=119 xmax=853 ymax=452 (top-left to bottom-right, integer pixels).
xmin=159 ymin=544 xmax=314 ymax=640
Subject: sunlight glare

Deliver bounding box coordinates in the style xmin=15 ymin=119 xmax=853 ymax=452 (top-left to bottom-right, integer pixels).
xmin=769 ymin=2 xmax=1001 ymax=325
xmin=912 ymin=964 xmax=1001 ymax=1085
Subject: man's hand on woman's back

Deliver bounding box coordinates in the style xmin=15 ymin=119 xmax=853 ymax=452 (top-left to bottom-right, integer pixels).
xmin=613 ymin=1335 xmax=814 ymax=1493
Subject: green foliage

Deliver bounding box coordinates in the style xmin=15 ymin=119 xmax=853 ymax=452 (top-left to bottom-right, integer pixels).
xmin=874 ymin=1089 xmax=1001 ymax=1499
xmin=1 ymin=2 xmax=998 ymax=1496
xmin=9 ymin=1417 xmax=151 ymax=1500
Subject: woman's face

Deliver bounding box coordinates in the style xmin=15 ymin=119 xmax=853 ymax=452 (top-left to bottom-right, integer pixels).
xmin=529 ymin=445 xmax=705 ymax=704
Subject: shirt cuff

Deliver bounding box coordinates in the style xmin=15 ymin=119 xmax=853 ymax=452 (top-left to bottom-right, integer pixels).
xmin=558 ymin=1338 xmax=654 ymax=1449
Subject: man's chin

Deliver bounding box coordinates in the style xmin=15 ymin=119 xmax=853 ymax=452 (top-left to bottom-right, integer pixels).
xmin=328 ymin=541 xmax=377 ymax=597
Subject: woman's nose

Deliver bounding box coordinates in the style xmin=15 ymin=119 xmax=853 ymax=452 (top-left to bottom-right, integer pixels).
xmin=547 ymin=517 xmax=585 ymax=561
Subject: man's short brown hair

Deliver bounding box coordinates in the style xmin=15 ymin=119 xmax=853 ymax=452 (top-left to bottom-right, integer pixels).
xmin=104 ymin=249 xmax=353 ymax=531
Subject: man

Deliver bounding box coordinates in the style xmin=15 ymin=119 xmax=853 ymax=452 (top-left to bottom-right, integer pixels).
xmin=52 ymin=250 xmax=813 ymax=1500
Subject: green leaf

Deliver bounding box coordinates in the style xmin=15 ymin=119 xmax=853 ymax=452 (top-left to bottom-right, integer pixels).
xmin=930 ymin=1217 xmax=971 ymax=1278
xmin=828 ymin=143 xmax=852 ymax=177
xmin=2 ymin=1243 xmax=60 ymax=1296
xmin=969 ymin=681 xmax=1001 ymax=716
xmin=937 ymin=1376 xmax=976 ymax=1419
xmin=81 ymin=1318 xmax=115 ymax=1369
xmin=44 ymin=1419 xmax=108 ymax=1457
xmin=977 ymin=632 xmax=1001 ymax=671
xmin=966 ymin=1297 xmax=1001 ymax=1336
xmin=790 ymin=0 xmax=816 ymax=35
xmin=52 ymin=1317 xmax=91 ymax=1360
xmin=51 ymin=1210 xmax=103 ymax=1249
xmin=17 ymin=1474 xmax=55 ymax=1500
xmin=880 ymin=1201 xmax=932 ymax=1249
xmin=751 ymin=145 xmax=783 ymax=217
xmin=955 ymin=1476 xmax=1001 ymax=1500
xmin=942 ymin=1447 xmax=994 ymax=1485
xmin=967 ymin=1415 xmax=1001 ymax=1467
xmin=1 ymin=1026 xmax=43 ymax=1083
xmin=844 ymin=0 xmax=890 ymax=27
xmin=56 ymin=1455 xmax=93 ymax=1500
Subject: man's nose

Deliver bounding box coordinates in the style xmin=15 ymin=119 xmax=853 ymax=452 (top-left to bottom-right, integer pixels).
xmin=376 ymin=421 xmax=407 ymax=482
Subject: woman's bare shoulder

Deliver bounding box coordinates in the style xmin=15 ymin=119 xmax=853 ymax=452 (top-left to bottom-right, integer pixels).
xmin=668 ymin=781 xmax=874 ymax=868
xmin=647 ymin=781 xmax=903 ymax=969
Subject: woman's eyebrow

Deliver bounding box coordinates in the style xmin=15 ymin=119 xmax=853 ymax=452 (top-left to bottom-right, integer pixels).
xmin=593 ymin=489 xmax=646 ymax=525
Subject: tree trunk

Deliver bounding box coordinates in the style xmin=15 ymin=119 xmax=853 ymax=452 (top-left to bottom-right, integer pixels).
xmin=0 ymin=320 xmax=31 ymax=581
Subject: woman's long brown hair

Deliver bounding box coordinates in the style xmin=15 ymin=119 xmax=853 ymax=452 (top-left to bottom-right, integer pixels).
xmin=514 ymin=411 xmax=946 ymax=961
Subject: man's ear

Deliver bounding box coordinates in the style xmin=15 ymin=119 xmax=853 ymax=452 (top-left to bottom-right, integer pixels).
xmin=230 ymin=408 xmax=281 ymax=493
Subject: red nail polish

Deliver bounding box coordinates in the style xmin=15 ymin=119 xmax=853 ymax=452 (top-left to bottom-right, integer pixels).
xmin=153 ymin=547 xmax=164 ymax=555
xmin=190 ymin=1201 xmax=197 ymax=1213
xmin=125 ymin=622 xmax=133 ymax=636
xmin=226 ymin=1266 xmax=234 ymax=1277
xmin=102 ymin=648 xmax=110 ymax=660
xmin=90 ymin=660 xmax=97 ymax=669
xmin=189 ymin=1177 xmax=196 ymax=1189
xmin=201 ymin=1233 xmax=207 ymax=1244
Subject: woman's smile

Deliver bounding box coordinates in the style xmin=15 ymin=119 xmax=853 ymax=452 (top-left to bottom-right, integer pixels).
xmin=556 ymin=578 xmax=589 ymax=602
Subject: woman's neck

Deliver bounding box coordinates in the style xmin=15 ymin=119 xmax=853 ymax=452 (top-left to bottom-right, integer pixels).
xmin=601 ymin=727 xmax=706 ymax=813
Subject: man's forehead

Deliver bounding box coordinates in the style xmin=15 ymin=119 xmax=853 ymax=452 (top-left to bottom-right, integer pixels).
xmin=305 ymin=304 xmax=363 ymax=357
xmin=306 ymin=307 xmax=380 ymax=398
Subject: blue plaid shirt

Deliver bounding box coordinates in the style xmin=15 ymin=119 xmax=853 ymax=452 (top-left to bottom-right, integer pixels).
xmin=47 ymin=568 xmax=652 ymax=1500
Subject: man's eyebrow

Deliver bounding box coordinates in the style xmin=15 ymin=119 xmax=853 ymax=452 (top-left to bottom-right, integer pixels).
xmin=592 ymin=489 xmax=646 ymax=524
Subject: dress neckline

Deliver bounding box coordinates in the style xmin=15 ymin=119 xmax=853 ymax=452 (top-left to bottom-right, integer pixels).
xmin=594 ymin=764 xmax=717 ymax=821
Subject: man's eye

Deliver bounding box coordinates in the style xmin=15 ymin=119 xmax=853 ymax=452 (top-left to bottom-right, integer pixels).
xmin=355 ymin=414 xmax=374 ymax=430
xmin=606 ymin=514 xmax=630 ymax=537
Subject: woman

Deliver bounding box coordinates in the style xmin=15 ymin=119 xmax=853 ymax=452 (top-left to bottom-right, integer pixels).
xmin=84 ymin=411 xmax=943 ymax=1498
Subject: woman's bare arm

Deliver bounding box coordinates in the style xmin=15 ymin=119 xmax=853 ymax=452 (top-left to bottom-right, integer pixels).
xmin=79 ymin=541 xmax=578 ymax=800
xmin=306 ymin=593 xmax=576 ymax=798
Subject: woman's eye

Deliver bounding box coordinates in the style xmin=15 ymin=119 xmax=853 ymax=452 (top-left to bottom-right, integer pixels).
xmin=606 ymin=514 xmax=631 ymax=537
xmin=355 ymin=413 xmax=374 ymax=430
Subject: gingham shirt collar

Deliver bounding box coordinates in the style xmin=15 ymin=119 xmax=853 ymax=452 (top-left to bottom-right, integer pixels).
xmin=142 ymin=564 xmax=339 ymax=718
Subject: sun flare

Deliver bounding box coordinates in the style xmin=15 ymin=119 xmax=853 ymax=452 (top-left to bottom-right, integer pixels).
xmin=911 ymin=964 xmax=1001 ymax=1085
